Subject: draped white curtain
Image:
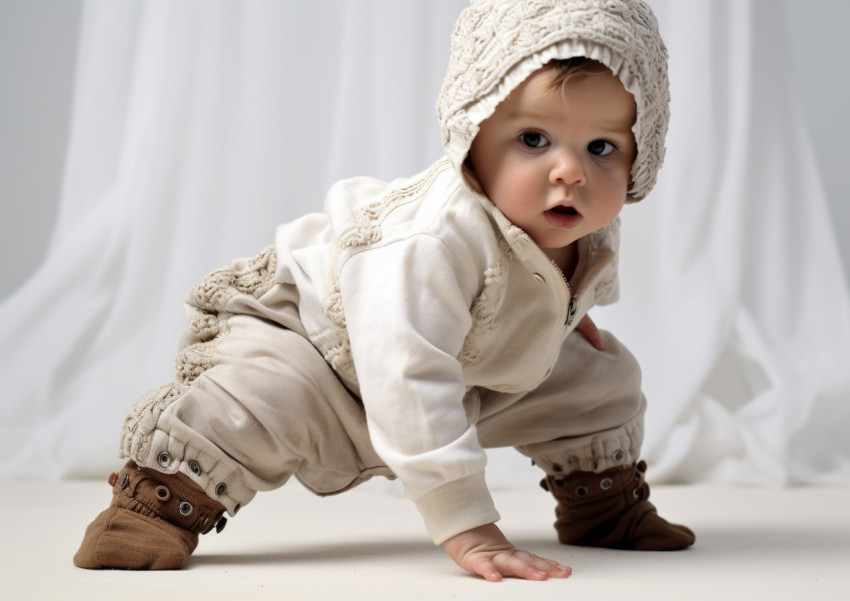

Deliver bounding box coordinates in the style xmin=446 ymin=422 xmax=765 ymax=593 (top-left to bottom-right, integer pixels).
xmin=1 ymin=0 xmax=848 ymax=486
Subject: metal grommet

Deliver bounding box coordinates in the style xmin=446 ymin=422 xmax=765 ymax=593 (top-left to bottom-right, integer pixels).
xmin=157 ymin=451 xmax=172 ymax=467
xmin=576 ymin=485 xmax=589 ymax=496
xmin=188 ymin=460 xmax=201 ymax=475
xmin=178 ymin=501 xmax=193 ymax=516
xmin=600 ymin=477 xmax=614 ymax=490
xmin=121 ymin=473 xmax=130 ymax=490
xmin=612 ymin=449 xmax=625 ymax=462
xmin=155 ymin=485 xmax=171 ymax=502
xmin=215 ymin=483 xmax=227 ymax=496
xmin=633 ymin=489 xmax=641 ymax=499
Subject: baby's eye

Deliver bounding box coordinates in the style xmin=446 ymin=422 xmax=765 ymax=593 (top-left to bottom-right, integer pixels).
xmin=520 ymin=132 xmax=549 ymax=149
xmin=588 ymin=139 xmax=615 ymax=156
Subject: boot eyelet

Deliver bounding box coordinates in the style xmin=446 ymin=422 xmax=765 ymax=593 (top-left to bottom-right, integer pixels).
xmin=121 ymin=473 xmax=130 ymax=489
xmin=600 ymin=478 xmax=613 ymax=490
xmin=612 ymin=449 xmax=625 ymax=462
xmin=576 ymin=485 xmax=589 ymax=496
xmin=216 ymin=516 xmax=228 ymax=533
xmin=215 ymin=483 xmax=227 ymax=496
xmin=157 ymin=451 xmax=172 ymax=467
xmin=188 ymin=460 xmax=202 ymax=475
xmin=155 ymin=485 xmax=171 ymax=501
xmin=178 ymin=501 xmax=194 ymax=516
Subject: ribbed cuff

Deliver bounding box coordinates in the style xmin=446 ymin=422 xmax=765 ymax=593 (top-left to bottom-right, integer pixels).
xmin=413 ymin=472 xmax=501 ymax=545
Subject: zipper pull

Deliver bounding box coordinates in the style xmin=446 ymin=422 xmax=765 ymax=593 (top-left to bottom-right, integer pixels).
xmin=565 ymin=297 xmax=578 ymax=326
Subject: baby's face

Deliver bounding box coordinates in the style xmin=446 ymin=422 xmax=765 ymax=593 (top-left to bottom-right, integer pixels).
xmin=468 ymin=67 xmax=636 ymax=266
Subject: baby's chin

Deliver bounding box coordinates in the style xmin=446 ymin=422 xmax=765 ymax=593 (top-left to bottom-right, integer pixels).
xmin=538 ymin=239 xmax=580 ymax=268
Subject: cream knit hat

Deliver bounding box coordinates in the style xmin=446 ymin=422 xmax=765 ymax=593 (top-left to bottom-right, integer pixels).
xmin=437 ymin=0 xmax=669 ymax=202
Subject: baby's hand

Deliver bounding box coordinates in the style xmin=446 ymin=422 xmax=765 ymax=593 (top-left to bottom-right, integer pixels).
xmin=575 ymin=313 xmax=605 ymax=350
xmin=442 ymin=523 xmax=572 ymax=582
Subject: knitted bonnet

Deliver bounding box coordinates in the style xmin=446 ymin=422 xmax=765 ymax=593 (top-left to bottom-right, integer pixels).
xmin=437 ymin=0 xmax=669 ymax=202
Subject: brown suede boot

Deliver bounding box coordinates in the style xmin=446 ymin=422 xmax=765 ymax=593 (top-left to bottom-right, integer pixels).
xmin=74 ymin=461 xmax=227 ymax=570
xmin=540 ymin=460 xmax=695 ymax=550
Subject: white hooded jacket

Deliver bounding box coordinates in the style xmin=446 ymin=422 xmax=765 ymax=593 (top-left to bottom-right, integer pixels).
xmin=273 ymin=0 xmax=668 ymax=543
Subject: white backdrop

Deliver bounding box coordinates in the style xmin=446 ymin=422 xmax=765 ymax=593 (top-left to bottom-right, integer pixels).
xmin=1 ymin=0 xmax=848 ymax=487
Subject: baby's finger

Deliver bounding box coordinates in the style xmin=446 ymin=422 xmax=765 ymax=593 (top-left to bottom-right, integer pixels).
xmin=519 ymin=552 xmax=572 ymax=579
xmin=470 ymin=557 xmax=504 ymax=583
xmin=535 ymin=556 xmax=572 ymax=578
xmin=492 ymin=550 xmax=549 ymax=581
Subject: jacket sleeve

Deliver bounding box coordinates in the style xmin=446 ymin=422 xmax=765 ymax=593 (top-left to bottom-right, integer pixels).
xmin=338 ymin=233 xmax=500 ymax=544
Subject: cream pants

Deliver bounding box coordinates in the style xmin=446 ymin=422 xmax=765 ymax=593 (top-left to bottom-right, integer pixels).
xmin=119 ymin=250 xmax=645 ymax=517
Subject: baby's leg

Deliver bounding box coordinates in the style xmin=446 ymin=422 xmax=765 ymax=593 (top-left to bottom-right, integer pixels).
xmin=125 ymin=315 xmax=385 ymax=512
xmin=75 ymin=317 xmax=384 ymax=569
xmin=476 ymin=329 xmax=694 ymax=550
xmin=75 ymin=251 xmax=386 ymax=569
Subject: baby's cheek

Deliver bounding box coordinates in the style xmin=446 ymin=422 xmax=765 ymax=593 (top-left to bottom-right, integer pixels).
xmin=599 ymin=186 xmax=627 ymax=223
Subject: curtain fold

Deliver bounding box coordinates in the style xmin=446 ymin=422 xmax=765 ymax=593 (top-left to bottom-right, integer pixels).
xmin=1 ymin=0 xmax=848 ymax=484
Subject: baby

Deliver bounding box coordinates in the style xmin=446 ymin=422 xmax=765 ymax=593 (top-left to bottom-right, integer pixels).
xmin=75 ymin=0 xmax=694 ymax=582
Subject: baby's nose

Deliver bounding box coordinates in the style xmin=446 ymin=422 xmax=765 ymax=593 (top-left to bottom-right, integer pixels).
xmin=549 ymin=151 xmax=586 ymax=186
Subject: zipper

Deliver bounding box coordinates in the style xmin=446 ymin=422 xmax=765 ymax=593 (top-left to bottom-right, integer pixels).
xmin=548 ymin=258 xmax=578 ymax=327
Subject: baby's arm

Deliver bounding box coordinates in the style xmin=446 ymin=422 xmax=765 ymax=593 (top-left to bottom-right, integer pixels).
xmin=442 ymin=316 xmax=597 ymax=582
xmin=442 ymin=523 xmax=572 ymax=582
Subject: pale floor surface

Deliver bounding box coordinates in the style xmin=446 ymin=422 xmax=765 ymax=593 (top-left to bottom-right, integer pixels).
xmin=1 ymin=478 xmax=848 ymax=601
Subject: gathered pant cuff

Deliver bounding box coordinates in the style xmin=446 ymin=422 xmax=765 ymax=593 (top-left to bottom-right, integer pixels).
xmin=517 ymin=413 xmax=644 ymax=476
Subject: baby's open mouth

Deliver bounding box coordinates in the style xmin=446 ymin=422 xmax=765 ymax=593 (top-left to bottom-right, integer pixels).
xmin=550 ymin=205 xmax=579 ymax=216
xmin=545 ymin=204 xmax=583 ymax=228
